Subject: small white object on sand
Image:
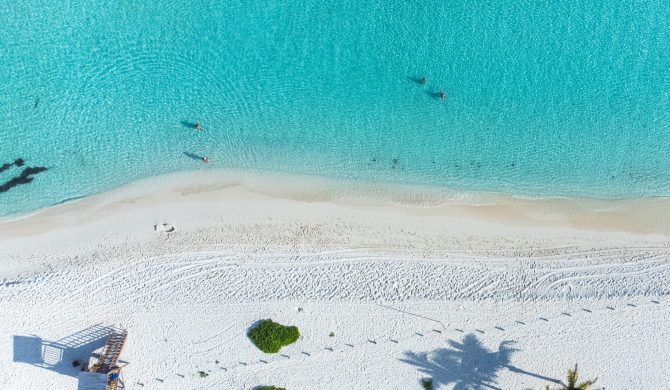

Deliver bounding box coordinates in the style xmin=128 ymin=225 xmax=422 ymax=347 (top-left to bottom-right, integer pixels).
xmin=154 ymin=223 xmax=175 ymax=233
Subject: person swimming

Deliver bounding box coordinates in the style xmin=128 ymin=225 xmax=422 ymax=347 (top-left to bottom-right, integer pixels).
xmin=439 ymin=90 xmax=446 ymax=99
xmin=195 ymin=122 xmax=202 ymax=130
xmin=202 ymin=156 xmax=209 ymax=163
xmin=420 ymin=77 xmax=427 ymax=84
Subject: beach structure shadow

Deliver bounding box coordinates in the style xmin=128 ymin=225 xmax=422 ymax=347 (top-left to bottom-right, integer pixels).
xmin=400 ymin=333 xmax=559 ymax=389
xmin=12 ymin=324 xmax=114 ymax=377
xmin=180 ymin=120 xmax=198 ymax=129
xmin=183 ymin=151 xmax=204 ymax=161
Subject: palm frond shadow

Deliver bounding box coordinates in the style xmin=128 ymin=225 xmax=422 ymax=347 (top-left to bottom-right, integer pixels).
xmin=401 ymin=333 xmax=560 ymax=390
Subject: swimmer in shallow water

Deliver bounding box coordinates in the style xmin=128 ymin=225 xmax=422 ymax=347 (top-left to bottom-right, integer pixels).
xmin=420 ymin=77 xmax=427 ymax=84
xmin=439 ymin=90 xmax=446 ymax=99
xmin=202 ymin=156 xmax=209 ymax=163
xmin=195 ymin=122 xmax=202 ymax=130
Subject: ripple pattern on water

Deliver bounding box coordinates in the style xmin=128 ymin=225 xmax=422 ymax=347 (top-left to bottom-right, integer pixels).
xmin=0 ymin=0 xmax=669 ymax=215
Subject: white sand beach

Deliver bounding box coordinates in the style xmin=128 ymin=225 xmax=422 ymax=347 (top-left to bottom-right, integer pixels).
xmin=2 ymin=170 xmax=670 ymax=389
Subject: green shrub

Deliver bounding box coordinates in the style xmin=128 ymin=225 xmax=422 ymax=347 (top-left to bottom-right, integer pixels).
xmin=198 ymin=371 xmax=209 ymax=378
xmin=248 ymin=319 xmax=300 ymax=353
xmin=255 ymin=387 xmax=286 ymax=390
xmin=421 ymin=378 xmax=433 ymax=390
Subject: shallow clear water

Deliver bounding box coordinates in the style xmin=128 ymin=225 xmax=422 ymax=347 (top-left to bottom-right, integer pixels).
xmin=1 ymin=0 xmax=669 ymax=216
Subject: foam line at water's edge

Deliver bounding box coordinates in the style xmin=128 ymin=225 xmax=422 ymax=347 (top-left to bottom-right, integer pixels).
xmin=2 ymin=168 xmax=669 ymax=235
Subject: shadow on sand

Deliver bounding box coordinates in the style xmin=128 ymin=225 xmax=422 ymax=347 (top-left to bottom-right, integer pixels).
xmin=401 ymin=333 xmax=560 ymax=389
xmin=13 ymin=324 xmax=114 ymax=377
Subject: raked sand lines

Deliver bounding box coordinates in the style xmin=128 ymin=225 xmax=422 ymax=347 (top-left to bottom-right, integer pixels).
xmin=5 ymin=248 xmax=670 ymax=324
xmin=12 ymin=248 xmax=669 ymax=309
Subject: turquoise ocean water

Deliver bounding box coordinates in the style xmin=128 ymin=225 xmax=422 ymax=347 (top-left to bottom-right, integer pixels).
xmin=1 ymin=1 xmax=669 ymax=216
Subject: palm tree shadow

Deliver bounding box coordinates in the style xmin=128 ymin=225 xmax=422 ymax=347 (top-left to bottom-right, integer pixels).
xmin=401 ymin=333 xmax=560 ymax=389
